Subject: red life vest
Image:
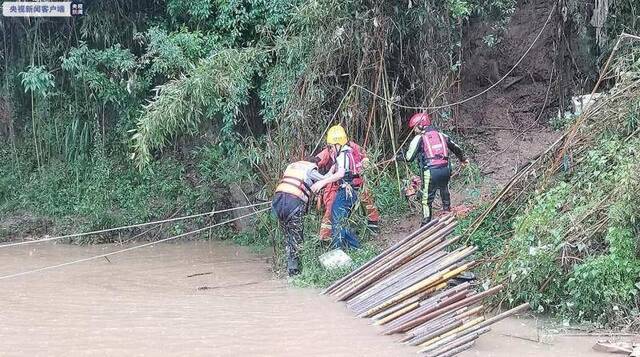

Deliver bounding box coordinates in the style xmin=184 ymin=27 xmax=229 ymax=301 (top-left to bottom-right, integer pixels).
xmin=421 ymin=131 xmax=449 ymax=167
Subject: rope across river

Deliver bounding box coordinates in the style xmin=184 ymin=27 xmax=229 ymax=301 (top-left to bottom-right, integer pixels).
xmin=0 ymin=207 xmax=271 ymax=281
xmin=0 ymin=201 xmax=270 ymax=249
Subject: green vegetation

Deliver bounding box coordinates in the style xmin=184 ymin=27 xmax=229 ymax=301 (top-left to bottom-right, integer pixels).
xmin=0 ymin=147 xmax=209 ymax=242
xmin=1 ymin=0 xmax=639 ymax=329
xmin=293 ymin=240 xmax=380 ymax=288
xmin=464 ymin=47 xmax=640 ymax=328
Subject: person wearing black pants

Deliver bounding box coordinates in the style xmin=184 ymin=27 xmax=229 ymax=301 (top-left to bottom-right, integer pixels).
xmin=272 ymin=158 xmax=327 ymax=276
xmin=399 ymin=113 xmax=469 ymax=226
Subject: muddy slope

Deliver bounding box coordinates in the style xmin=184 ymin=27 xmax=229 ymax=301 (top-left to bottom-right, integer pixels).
xmin=454 ymin=0 xmax=591 ymax=186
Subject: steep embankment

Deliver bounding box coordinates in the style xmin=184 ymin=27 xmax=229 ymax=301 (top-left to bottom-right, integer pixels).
xmin=455 ymin=0 xmax=586 ymax=186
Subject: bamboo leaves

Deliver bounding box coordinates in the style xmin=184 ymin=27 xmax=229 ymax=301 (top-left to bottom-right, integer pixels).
xmin=19 ymin=65 xmax=55 ymax=97
xmin=131 ymin=48 xmax=262 ymax=169
xmin=20 ymin=65 xmax=55 ymax=168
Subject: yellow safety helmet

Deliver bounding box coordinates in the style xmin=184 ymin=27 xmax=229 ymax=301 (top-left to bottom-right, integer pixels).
xmin=326 ymin=124 xmax=348 ymax=145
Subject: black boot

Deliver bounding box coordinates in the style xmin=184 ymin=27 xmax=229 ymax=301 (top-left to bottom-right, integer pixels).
xmin=420 ymin=217 xmax=431 ymax=227
xmin=287 ymin=255 xmax=301 ymax=277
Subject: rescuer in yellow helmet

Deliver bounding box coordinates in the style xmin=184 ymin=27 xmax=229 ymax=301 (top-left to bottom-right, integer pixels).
xmin=310 ymin=124 xmax=361 ymax=249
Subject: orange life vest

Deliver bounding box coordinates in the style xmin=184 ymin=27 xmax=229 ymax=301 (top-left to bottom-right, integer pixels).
xmin=275 ymin=161 xmax=318 ymax=202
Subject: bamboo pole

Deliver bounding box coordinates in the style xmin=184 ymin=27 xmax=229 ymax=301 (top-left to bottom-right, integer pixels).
xmin=369 ymin=253 xmax=477 ymax=320
xmin=348 ymin=246 xmax=450 ymax=309
xmin=406 ymin=305 xmax=484 ymax=346
xmin=424 ymin=327 xmax=490 ymax=356
xmin=350 ymin=247 xmax=455 ymax=312
xmin=382 ymin=286 xmax=471 ymax=332
xmin=419 ymin=316 xmax=485 ymax=348
xmin=371 ymin=281 xmax=451 ymax=322
xmin=433 ymin=341 xmax=475 ymax=357
xmin=417 ymin=303 xmax=530 ymax=354
xmin=322 ymin=217 xmax=442 ymax=295
xmin=384 ymin=284 xmax=503 ymax=335
xmin=353 ymin=242 xmax=473 ymax=313
xmin=329 ymin=218 xmax=452 ymax=297
xmin=358 ymin=234 xmax=464 ymax=306
xmin=335 ymin=222 xmax=458 ymax=300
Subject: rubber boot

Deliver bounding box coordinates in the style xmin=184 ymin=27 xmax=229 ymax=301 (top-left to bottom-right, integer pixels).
xmin=287 ymin=252 xmax=301 ymax=277
xmin=420 ymin=217 xmax=431 ymax=227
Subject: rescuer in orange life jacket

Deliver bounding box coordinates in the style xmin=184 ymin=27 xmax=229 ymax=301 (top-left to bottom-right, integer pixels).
xmin=272 ymin=157 xmax=329 ymax=276
xmin=315 ymin=138 xmax=380 ymax=241
xmin=397 ymin=113 xmax=469 ymax=226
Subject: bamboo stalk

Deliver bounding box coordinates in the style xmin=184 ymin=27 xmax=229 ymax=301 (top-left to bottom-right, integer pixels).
xmin=349 ymin=246 xmax=451 ymax=309
xmin=350 ymin=248 xmax=455 ymax=312
xmin=322 ymin=218 xmax=442 ymax=295
xmin=404 ymin=306 xmax=469 ymax=340
xmin=329 ymin=218 xmax=452 ymax=297
xmin=417 ymin=303 xmax=530 ymax=354
xmin=371 ymin=281 xmax=451 ymax=322
xmin=375 ymin=301 xmax=420 ymax=325
xmin=335 ymin=223 xmax=457 ymax=301
xmin=354 ymin=243 xmax=473 ymax=313
xmin=432 ymin=340 xmax=475 ymax=357
xmin=424 ymin=327 xmax=490 ymax=356
xmin=384 ymin=284 xmax=503 ymax=335
xmin=409 ymin=320 xmax=464 ymax=347
xmin=406 ymin=305 xmax=484 ymax=346
xmin=419 ymin=316 xmax=485 ymax=348
xmin=360 ymin=234 xmax=464 ymax=304
xmin=382 ymin=286 xmax=471 ymax=332
xmin=370 ymin=253 xmax=477 ymax=321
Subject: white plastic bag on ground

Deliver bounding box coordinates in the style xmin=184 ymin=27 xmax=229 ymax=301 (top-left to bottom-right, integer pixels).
xmin=319 ymin=249 xmax=353 ymax=270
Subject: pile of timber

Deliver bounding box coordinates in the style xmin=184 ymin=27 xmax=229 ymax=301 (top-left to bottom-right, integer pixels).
xmin=322 ymin=215 xmax=529 ymax=356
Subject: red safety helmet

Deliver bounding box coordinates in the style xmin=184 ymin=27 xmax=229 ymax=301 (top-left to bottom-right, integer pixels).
xmin=408 ymin=112 xmax=431 ymax=128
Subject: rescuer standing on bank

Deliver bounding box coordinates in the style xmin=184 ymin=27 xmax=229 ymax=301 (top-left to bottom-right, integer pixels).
xmin=272 ymin=157 xmax=328 ymax=276
xmin=311 ymin=125 xmax=362 ymax=249
xmin=315 ymin=139 xmax=380 ymax=241
xmin=398 ymin=113 xmax=469 ymax=226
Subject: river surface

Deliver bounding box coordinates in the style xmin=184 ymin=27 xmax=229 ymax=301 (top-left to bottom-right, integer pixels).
xmin=0 ymin=240 xmax=620 ymax=356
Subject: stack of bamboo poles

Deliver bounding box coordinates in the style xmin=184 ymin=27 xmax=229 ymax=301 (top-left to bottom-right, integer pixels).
xmin=322 ymin=215 xmax=529 ymax=356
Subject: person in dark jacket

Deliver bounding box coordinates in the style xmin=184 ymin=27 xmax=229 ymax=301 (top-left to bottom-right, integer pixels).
xmin=398 ymin=113 xmax=469 ymax=226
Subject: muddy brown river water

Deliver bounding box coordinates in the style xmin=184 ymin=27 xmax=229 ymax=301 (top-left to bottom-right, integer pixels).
xmin=0 ymin=240 xmax=620 ymax=356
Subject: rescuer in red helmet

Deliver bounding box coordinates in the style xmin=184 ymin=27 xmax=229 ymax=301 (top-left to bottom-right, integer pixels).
xmin=397 ymin=112 xmax=469 ymax=226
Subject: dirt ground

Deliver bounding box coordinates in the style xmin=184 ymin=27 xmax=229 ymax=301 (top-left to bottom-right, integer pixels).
xmin=450 ymin=0 xmax=567 ymax=188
